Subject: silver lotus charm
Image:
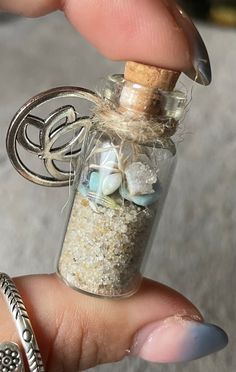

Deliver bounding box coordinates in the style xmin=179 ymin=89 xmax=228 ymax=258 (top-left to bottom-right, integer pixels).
xmin=6 ymin=86 xmax=99 ymax=187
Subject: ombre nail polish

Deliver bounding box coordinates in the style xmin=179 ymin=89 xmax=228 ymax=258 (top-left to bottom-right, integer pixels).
xmin=131 ymin=316 xmax=228 ymax=363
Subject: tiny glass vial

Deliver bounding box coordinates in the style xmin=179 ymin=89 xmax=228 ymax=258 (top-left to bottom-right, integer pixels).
xmin=57 ymin=74 xmax=186 ymax=298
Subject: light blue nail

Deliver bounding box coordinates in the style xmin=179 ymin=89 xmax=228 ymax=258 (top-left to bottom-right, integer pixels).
xmin=183 ymin=322 xmax=228 ymax=362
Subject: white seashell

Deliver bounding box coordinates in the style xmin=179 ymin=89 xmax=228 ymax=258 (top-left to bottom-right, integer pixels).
xmin=125 ymin=162 xmax=157 ymax=196
xmin=100 ymin=148 xmax=118 ymax=168
xmin=102 ymin=173 xmax=122 ymax=196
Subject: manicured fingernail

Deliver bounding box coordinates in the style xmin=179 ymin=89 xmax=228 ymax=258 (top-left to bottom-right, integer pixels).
xmin=131 ymin=316 xmax=228 ymax=363
xmin=172 ymin=6 xmax=212 ymax=85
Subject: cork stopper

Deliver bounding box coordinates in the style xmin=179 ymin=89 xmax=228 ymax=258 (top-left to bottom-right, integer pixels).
xmin=124 ymin=61 xmax=180 ymax=91
xmin=119 ymin=62 xmax=180 ymax=114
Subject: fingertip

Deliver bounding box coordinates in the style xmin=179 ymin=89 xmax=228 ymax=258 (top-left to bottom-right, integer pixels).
xmin=0 ymin=0 xmax=60 ymax=17
xmin=64 ymin=0 xmax=192 ymax=71
xmin=131 ymin=317 xmax=228 ymax=363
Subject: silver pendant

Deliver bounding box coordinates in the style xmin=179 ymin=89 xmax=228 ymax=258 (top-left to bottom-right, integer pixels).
xmin=6 ymin=86 xmax=99 ymax=187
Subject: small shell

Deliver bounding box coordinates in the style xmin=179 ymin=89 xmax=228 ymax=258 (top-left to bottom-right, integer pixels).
xmin=102 ymin=173 xmax=122 ymax=196
xmin=100 ymin=160 xmax=119 ymax=171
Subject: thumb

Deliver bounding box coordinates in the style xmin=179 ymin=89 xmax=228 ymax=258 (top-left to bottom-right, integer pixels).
xmin=0 ymin=274 xmax=228 ymax=371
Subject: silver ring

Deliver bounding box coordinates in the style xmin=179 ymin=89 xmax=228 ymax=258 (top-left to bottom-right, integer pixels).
xmin=0 ymin=273 xmax=45 ymax=372
xmin=0 ymin=342 xmax=25 ymax=371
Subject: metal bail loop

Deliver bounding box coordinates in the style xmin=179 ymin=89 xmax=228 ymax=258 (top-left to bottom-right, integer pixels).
xmin=6 ymin=86 xmax=99 ymax=187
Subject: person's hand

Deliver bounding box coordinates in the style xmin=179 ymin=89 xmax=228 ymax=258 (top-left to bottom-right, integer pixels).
xmin=0 ymin=275 xmax=228 ymax=370
xmin=0 ymin=0 xmax=211 ymax=84
xmin=0 ymin=1 xmax=225 ymax=371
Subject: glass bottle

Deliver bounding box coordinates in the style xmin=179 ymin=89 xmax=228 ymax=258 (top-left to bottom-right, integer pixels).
xmin=57 ymin=74 xmax=186 ymax=298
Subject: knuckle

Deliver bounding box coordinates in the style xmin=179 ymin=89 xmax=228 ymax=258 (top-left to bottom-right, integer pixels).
xmin=45 ymin=305 xmax=82 ymax=371
xmin=45 ymin=303 xmax=102 ymax=371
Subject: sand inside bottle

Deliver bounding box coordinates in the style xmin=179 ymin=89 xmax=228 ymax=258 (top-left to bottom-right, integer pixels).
xmin=58 ymin=190 xmax=155 ymax=297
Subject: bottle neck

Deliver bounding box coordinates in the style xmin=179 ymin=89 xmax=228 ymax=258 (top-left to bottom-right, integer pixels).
xmin=101 ymin=74 xmax=187 ymax=122
xmin=119 ymin=82 xmax=161 ymax=116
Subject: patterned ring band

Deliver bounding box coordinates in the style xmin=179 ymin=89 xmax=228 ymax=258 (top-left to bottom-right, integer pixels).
xmin=0 ymin=273 xmax=45 ymax=372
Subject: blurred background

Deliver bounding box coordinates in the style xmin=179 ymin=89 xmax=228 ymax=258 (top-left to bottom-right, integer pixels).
xmin=179 ymin=0 xmax=236 ymax=26
xmin=0 ymin=1 xmax=235 ymax=371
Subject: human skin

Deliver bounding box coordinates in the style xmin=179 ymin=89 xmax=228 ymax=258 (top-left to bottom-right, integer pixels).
xmin=0 ymin=0 xmax=191 ymax=71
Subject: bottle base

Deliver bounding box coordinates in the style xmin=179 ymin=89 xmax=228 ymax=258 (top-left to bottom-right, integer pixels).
xmin=56 ymin=269 xmax=142 ymax=299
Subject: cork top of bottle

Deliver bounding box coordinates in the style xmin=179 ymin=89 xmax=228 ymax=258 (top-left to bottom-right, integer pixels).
xmin=124 ymin=61 xmax=180 ymax=91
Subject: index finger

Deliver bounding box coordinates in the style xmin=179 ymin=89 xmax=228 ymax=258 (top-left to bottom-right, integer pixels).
xmin=0 ymin=0 xmax=190 ymax=71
